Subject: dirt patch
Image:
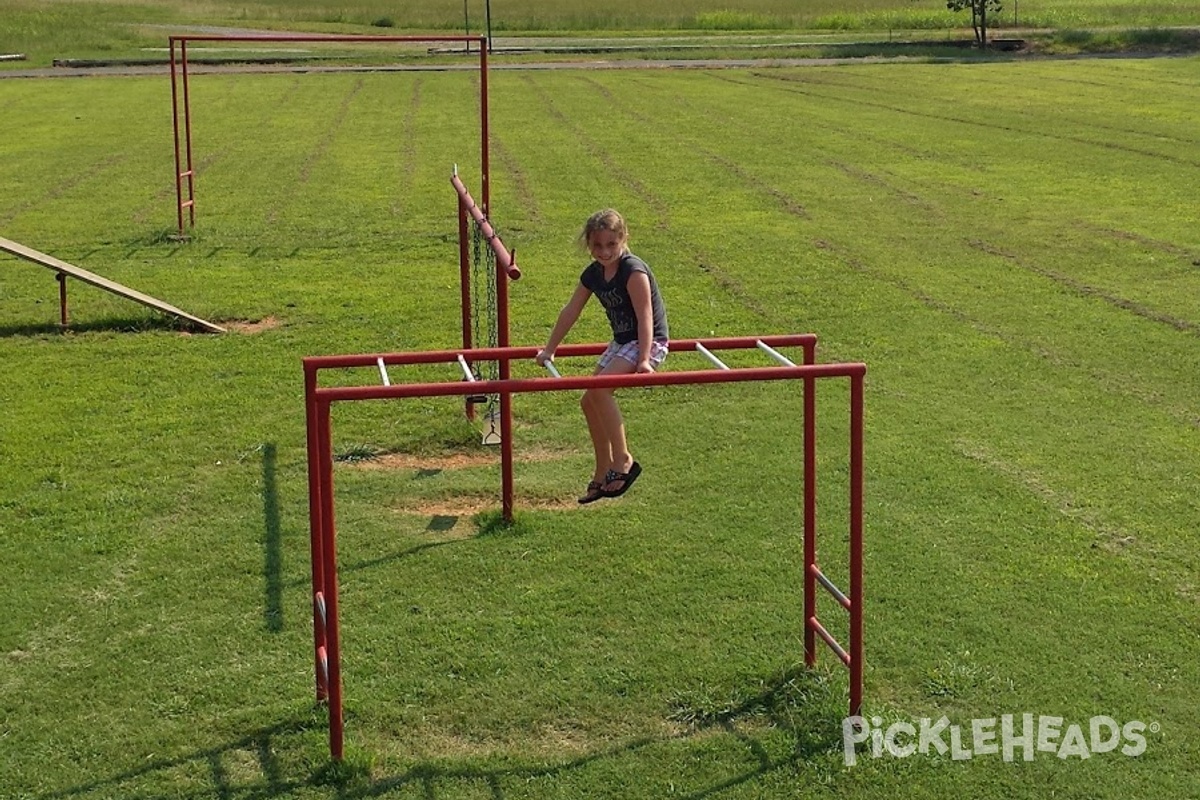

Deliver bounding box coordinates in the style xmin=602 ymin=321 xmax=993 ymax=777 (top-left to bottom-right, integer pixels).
xmin=350 ymin=445 xmax=576 ymax=471
xmin=223 ymin=315 xmax=282 ymax=334
xmin=401 ymin=493 xmax=583 ymax=516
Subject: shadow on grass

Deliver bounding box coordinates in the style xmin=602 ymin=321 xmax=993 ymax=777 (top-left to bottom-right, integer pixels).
xmin=668 ymin=664 xmax=846 ymax=761
xmin=474 ymin=509 xmax=537 ymax=537
xmin=33 ymin=711 xmax=327 ymax=800
xmin=35 ymin=668 xmax=844 ymax=799
xmin=281 ymin=538 xmax=475 ymax=597
xmin=337 ymin=538 xmax=471 ymax=576
xmin=262 ymin=442 xmax=284 ymax=633
xmin=426 ymin=514 xmax=458 ymax=532
xmin=283 ymin=508 xmax=529 ymax=592
xmin=0 ymin=314 xmax=192 ymax=338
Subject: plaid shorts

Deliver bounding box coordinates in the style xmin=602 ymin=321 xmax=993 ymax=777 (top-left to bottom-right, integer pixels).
xmin=597 ymin=340 xmax=669 ymax=371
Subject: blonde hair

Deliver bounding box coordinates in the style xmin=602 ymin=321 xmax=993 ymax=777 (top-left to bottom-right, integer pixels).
xmin=579 ymin=208 xmax=629 ymax=249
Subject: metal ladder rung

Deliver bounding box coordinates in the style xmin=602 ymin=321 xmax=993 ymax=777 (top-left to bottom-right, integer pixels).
xmin=458 ymin=353 xmax=489 ymax=404
xmin=695 ymin=342 xmax=730 ymax=370
xmin=756 ymin=339 xmax=796 ymax=366
xmin=456 ymin=353 xmax=476 ymax=382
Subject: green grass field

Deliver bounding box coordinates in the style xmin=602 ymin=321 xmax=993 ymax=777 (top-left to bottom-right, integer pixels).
xmin=1 ymin=21 xmax=1199 ymax=800
xmin=2 ymin=0 xmax=1199 ymax=68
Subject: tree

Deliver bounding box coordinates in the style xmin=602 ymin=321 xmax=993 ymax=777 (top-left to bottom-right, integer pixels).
xmin=946 ymin=0 xmax=1004 ymax=48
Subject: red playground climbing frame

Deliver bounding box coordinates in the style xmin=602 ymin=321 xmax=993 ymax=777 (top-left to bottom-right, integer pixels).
xmin=169 ymin=33 xmax=493 ymax=236
xmin=304 ymin=334 xmax=865 ymax=759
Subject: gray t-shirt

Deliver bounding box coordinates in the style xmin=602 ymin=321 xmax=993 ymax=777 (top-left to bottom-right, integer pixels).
xmin=580 ymin=253 xmax=669 ymax=345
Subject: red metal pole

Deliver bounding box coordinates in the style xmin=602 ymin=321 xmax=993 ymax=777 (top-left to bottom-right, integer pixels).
xmin=314 ymin=360 xmax=859 ymax=403
xmin=156 ymin=34 xmax=485 ymax=43
xmin=849 ymin=372 xmax=865 ymax=717
xmin=458 ymin=189 xmax=472 ymax=352
xmin=803 ymin=340 xmax=817 ymax=668
xmin=500 ymin=388 xmax=514 ymax=521
xmin=307 ymin=335 xmax=816 ymax=371
xmin=479 ymin=37 xmax=489 ymax=214
xmin=457 ymin=187 xmax=474 ymax=421
xmin=497 ymin=237 xmax=513 ymax=521
xmin=496 ymin=259 xmax=510 ymax=352
xmin=450 ymin=174 xmax=519 ymax=279
xmin=181 ymin=39 xmax=195 ymax=228
xmin=56 ymin=273 xmax=68 ymax=327
xmin=305 ymin=364 xmax=328 ymax=703
xmin=169 ymin=39 xmax=184 ymax=237
xmin=316 ymin=400 xmax=344 ymax=759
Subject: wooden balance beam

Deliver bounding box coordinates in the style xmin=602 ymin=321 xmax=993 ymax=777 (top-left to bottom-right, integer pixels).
xmin=0 ymin=236 xmax=225 ymax=333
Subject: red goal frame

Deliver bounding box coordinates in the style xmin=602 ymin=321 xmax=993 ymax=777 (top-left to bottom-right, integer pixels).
xmin=169 ymin=33 xmax=493 ymax=237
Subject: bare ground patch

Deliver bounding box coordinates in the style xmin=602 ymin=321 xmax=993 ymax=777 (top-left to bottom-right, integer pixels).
xmin=349 ymin=444 xmax=576 ymax=471
xmin=222 ymin=315 xmax=282 ymax=334
xmin=380 ymin=717 xmax=687 ymax=764
xmin=398 ymin=492 xmax=583 ymax=517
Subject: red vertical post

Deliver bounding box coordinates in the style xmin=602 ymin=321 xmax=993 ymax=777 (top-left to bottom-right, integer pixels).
xmin=500 ymin=394 xmax=514 ymax=522
xmin=478 ymin=38 xmax=490 ymax=214
xmin=181 ymin=39 xmax=196 ymax=229
xmin=56 ymin=273 xmax=68 ymax=327
xmin=802 ymin=340 xmax=817 ymax=667
xmin=497 ymin=246 xmax=513 ymax=522
xmin=169 ymin=39 xmax=185 ymax=237
xmin=457 ymin=188 xmax=475 ymax=421
xmin=316 ymin=400 xmax=345 ymax=759
xmin=458 ymin=191 xmax=472 ymax=354
xmin=849 ymin=371 xmax=865 ymax=716
xmin=305 ymin=364 xmax=328 ymax=702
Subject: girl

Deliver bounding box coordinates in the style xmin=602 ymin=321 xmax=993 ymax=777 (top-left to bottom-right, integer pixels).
xmin=535 ymin=209 xmax=669 ymax=504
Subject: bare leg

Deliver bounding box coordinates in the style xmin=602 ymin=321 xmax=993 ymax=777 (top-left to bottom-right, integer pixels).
xmin=582 ymin=359 xmax=637 ymax=491
xmin=580 ymin=391 xmax=614 ymax=485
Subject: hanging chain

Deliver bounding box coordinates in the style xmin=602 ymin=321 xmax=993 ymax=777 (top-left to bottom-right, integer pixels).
xmin=470 ymin=218 xmax=500 ymax=422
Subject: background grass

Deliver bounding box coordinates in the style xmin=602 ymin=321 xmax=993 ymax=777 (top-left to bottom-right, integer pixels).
xmin=1 ymin=0 xmax=1199 ymax=67
xmin=1 ymin=26 xmax=1199 ymax=800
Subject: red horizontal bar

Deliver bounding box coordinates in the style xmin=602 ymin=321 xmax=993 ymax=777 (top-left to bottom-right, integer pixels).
xmin=314 ymin=362 xmax=865 ymax=403
xmin=169 ymin=34 xmax=483 ymax=44
xmin=178 ymin=170 xmax=194 ymax=178
xmin=305 ymin=335 xmax=818 ymax=371
xmin=808 ymin=616 xmax=851 ymax=667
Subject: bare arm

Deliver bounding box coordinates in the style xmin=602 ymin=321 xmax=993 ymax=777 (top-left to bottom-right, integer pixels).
xmin=536 ymin=283 xmax=591 ymax=365
xmin=626 ymin=271 xmax=656 ymax=373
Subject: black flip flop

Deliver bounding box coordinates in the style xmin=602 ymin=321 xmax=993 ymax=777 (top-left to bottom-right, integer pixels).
xmin=578 ymin=481 xmax=606 ymax=505
xmin=601 ymin=461 xmax=642 ymax=498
